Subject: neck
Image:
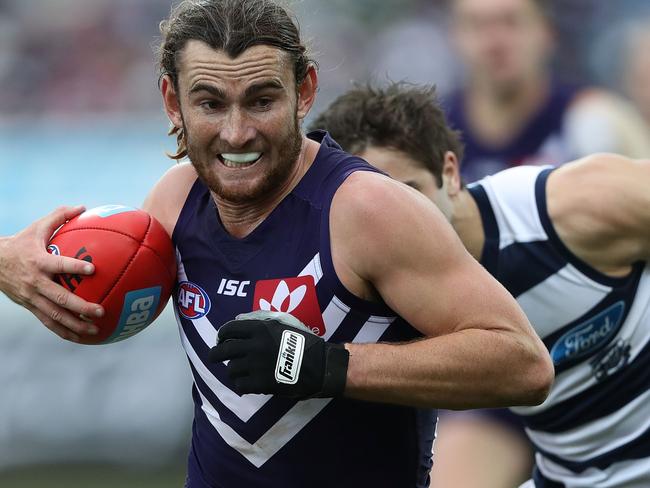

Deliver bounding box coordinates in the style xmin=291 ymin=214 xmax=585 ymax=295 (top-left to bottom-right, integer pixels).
xmin=450 ymin=189 xmax=485 ymax=261
xmin=214 ymin=137 xmax=317 ymax=238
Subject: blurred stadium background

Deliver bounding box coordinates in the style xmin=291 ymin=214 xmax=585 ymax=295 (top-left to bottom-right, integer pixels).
xmin=0 ymin=0 xmax=648 ymax=486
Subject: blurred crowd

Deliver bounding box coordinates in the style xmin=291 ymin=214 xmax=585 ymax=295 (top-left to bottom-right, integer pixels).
xmin=0 ymin=0 xmax=649 ymax=124
xmin=0 ymin=0 xmax=649 ymax=486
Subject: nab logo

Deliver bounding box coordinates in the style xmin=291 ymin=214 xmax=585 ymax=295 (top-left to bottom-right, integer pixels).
xmin=178 ymin=281 xmax=211 ymax=320
xmin=253 ymin=276 xmax=326 ymax=336
xmin=108 ymin=286 xmax=162 ymax=343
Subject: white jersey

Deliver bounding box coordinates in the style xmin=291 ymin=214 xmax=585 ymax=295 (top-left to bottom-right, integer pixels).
xmin=469 ymin=166 xmax=650 ymax=488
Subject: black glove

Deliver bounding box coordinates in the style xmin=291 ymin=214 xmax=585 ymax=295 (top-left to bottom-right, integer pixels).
xmin=208 ymin=311 xmax=349 ymax=399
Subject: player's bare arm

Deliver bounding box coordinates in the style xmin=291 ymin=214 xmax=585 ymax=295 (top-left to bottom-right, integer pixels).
xmin=547 ymin=153 xmax=650 ymax=275
xmin=331 ymin=171 xmax=554 ymax=409
xmin=0 ymin=206 xmax=103 ymax=340
xmin=142 ymin=162 xmax=198 ymax=237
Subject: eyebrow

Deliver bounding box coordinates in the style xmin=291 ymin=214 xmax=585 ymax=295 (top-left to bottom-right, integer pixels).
xmin=188 ymin=83 xmax=227 ymax=99
xmin=244 ymin=79 xmax=285 ymax=98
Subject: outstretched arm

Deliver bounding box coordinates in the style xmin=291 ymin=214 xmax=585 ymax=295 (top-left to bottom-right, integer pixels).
xmin=331 ymin=172 xmax=554 ymax=409
xmin=0 ymin=206 xmax=103 ymax=341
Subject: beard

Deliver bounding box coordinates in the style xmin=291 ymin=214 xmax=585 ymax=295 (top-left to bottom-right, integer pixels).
xmin=185 ymin=113 xmax=303 ymax=204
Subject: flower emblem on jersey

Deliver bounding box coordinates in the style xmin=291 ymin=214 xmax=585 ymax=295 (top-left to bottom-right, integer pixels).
xmin=253 ymin=276 xmax=326 ymax=336
xmin=177 ymin=281 xmax=211 ymax=320
xmin=258 ymin=280 xmax=307 ymax=314
xmin=550 ymin=301 xmax=625 ymax=370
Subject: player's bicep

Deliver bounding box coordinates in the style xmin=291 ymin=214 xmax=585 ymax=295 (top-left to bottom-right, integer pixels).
xmin=333 ymin=172 xmax=526 ymax=338
xmin=372 ymin=211 xmax=524 ymax=338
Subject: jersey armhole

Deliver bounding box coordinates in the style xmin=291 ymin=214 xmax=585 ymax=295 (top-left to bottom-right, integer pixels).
xmin=172 ymin=177 xmax=204 ymax=246
xmin=468 ymin=184 xmax=500 ymax=276
xmin=535 ymin=168 xmax=644 ymax=286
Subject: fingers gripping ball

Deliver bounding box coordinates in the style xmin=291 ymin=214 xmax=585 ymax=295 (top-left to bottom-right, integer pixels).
xmin=47 ymin=205 xmax=176 ymax=345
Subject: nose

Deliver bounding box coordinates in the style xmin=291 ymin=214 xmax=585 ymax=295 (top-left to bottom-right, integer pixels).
xmin=220 ymin=107 xmax=256 ymax=149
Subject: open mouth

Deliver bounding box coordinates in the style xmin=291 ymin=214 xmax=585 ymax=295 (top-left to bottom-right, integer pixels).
xmin=218 ymin=152 xmax=263 ymax=169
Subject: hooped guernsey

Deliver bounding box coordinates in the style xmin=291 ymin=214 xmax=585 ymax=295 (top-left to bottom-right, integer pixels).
xmin=172 ymin=131 xmax=436 ymax=488
xmin=470 ymin=166 xmax=650 ymax=488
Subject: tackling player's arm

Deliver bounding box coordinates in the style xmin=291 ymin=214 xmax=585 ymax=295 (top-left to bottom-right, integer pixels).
xmin=547 ymin=154 xmax=650 ymax=274
xmin=0 ymin=206 xmax=102 ymax=341
xmin=332 ymin=172 xmax=554 ymax=409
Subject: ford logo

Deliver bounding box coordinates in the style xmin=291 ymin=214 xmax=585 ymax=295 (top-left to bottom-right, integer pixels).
xmin=550 ymin=301 xmax=625 ymax=367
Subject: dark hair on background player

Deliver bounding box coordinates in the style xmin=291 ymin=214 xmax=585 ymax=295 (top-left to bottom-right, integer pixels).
xmin=310 ymin=83 xmax=465 ymax=187
xmin=157 ymin=0 xmax=316 ymax=160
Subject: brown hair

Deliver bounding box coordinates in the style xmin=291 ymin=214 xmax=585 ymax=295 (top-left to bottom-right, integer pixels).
xmin=157 ymin=0 xmax=315 ymax=159
xmin=309 ymin=83 xmax=464 ymax=187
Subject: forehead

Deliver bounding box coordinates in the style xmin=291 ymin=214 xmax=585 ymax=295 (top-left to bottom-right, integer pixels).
xmin=358 ymin=146 xmax=428 ymax=178
xmin=177 ymin=41 xmax=292 ymax=92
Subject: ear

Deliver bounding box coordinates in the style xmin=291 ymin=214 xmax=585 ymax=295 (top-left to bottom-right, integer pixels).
xmin=296 ymin=65 xmax=318 ymax=121
xmin=161 ymin=75 xmax=184 ymax=129
xmin=442 ymin=151 xmax=462 ymax=197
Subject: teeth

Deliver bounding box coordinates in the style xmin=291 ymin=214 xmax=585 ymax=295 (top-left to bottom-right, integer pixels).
xmin=220 ymin=152 xmax=262 ymax=166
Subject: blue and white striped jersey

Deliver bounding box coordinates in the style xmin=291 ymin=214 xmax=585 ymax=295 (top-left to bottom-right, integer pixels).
xmin=171 ymin=132 xmax=436 ymax=488
xmin=470 ymin=166 xmax=650 ymax=488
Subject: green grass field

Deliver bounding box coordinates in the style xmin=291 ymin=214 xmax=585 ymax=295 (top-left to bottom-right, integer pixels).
xmin=0 ymin=464 xmax=187 ymax=488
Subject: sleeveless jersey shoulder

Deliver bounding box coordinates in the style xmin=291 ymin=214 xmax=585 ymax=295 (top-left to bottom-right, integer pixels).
xmin=469 ymin=166 xmax=650 ymax=487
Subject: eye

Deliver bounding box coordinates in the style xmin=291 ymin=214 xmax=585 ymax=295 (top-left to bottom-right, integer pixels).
xmin=252 ymin=97 xmax=273 ymax=110
xmin=200 ymin=100 xmax=223 ymax=112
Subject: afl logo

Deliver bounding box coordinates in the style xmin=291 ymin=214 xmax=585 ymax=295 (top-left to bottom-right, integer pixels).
xmin=177 ymin=281 xmax=211 ymax=320
xmin=47 ymin=244 xmax=61 ymax=256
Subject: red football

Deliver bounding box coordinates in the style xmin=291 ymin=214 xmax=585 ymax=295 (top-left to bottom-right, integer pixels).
xmin=47 ymin=205 xmax=177 ymax=345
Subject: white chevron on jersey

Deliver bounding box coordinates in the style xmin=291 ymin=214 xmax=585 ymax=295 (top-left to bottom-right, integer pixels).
xmin=176 ymin=250 xmax=218 ymax=346
xmin=175 ymin=249 xmax=400 ymax=467
xmin=298 ymin=252 xmax=323 ymax=284
xmin=196 ymin=386 xmax=331 ymax=468
xmin=353 ymin=315 xmax=395 ymax=343
xmin=321 ymin=295 xmax=350 ymax=341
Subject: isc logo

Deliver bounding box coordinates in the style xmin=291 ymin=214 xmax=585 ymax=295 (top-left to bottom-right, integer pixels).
xmin=217 ymin=278 xmax=250 ymax=297
xmin=108 ymin=286 xmax=162 ymax=344
xmin=178 ymin=281 xmax=211 ymax=320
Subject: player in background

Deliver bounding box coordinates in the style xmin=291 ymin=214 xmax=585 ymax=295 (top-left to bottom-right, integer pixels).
xmin=620 ymin=17 xmax=650 ymax=131
xmin=311 ymin=82 xmax=650 ymax=488
xmin=446 ymin=0 xmax=650 ymax=182
xmin=0 ymin=1 xmax=554 ymax=486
